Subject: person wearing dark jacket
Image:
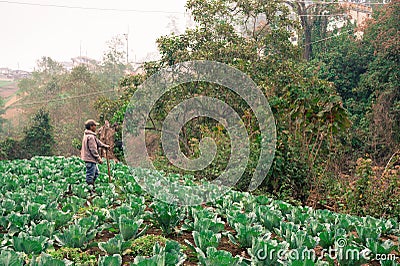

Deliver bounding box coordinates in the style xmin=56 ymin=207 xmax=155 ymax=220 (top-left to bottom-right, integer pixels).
xmin=81 ymin=119 xmax=109 ymax=192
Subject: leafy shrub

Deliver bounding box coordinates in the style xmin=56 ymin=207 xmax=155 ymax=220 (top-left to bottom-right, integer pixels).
xmin=0 ymin=138 xmax=22 ymax=160
xmin=22 ymin=108 xmax=55 ymax=159
xmin=132 ymin=240 xmax=186 ymax=266
xmin=128 ymin=234 xmax=168 ymax=257
xmin=345 ymin=158 xmax=400 ymax=218
xmin=48 ymin=247 xmax=96 ymax=265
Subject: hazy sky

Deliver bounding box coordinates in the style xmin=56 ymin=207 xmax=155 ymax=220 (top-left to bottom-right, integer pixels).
xmin=0 ymin=0 xmax=190 ymax=71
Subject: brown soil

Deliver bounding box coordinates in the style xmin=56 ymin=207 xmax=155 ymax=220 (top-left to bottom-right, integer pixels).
xmin=122 ymin=254 xmax=136 ymax=264
xmin=145 ymin=226 xmax=163 ymax=236
xmin=218 ymin=234 xmax=249 ymax=258
xmin=170 ymin=229 xmax=197 ymax=266
xmin=0 ymin=226 xmax=6 ymax=234
xmin=0 ymin=82 xmax=18 ymax=98
xmin=85 ymin=229 xmax=116 ymax=258
xmin=97 ymin=229 xmax=116 ymax=242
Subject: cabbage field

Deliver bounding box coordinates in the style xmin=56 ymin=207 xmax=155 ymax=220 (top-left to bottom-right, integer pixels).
xmin=0 ymin=156 xmax=399 ymax=265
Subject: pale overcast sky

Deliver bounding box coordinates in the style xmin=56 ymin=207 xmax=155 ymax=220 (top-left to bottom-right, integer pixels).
xmin=0 ymin=0 xmax=190 ymax=71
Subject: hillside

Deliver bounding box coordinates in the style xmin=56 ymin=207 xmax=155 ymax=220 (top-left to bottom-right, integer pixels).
xmin=0 ymin=81 xmax=30 ymax=133
xmin=0 ymin=80 xmax=18 ymax=99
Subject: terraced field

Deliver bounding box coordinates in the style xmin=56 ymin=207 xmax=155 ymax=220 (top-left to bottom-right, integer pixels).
xmin=0 ymin=156 xmax=399 ymax=265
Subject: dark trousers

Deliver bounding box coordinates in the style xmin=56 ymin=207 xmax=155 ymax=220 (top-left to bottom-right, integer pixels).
xmin=85 ymin=162 xmax=99 ymax=185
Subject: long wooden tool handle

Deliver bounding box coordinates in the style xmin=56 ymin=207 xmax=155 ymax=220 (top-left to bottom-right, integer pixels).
xmin=106 ymin=148 xmax=111 ymax=182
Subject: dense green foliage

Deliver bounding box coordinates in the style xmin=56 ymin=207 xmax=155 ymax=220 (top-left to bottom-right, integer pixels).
xmin=129 ymin=235 xmax=168 ymax=257
xmin=306 ymin=0 xmax=400 ymax=218
xmin=22 ymin=108 xmax=55 ymax=158
xmin=313 ymin=1 xmax=400 ymax=164
xmin=95 ymin=0 xmax=350 ymax=203
xmin=0 ymin=108 xmax=55 ymax=160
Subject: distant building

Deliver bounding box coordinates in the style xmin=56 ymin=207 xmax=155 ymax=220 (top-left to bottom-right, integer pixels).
xmin=0 ymin=68 xmax=11 ymax=75
xmin=60 ymin=56 xmax=99 ymax=72
xmin=330 ymin=2 xmax=373 ymax=38
xmin=341 ymin=2 xmax=372 ymax=26
xmin=10 ymin=70 xmax=31 ymax=79
xmin=125 ymin=62 xmax=145 ymax=75
xmin=60 ymin=61 xmax=74 ymax=72
xmin=71 ymin=56 xmax=99 ymax=71
xmin=284 ymin=1 xmax=374 ymax=46
xmin=0 ymin=68 xmax=30 ymax=80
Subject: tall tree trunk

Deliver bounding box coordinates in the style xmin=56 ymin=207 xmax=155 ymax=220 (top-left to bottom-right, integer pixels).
xmin=288 ymin=1 xmax=322 ymax=61
xmin=304 ymin=25 xmax=312 ymax=60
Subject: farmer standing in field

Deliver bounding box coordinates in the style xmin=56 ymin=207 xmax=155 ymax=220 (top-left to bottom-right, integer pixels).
xmin=81 ymin=119 xmax=110 ymax=193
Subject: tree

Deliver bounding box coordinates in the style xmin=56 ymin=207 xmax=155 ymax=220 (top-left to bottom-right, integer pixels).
xmin=35 ymin=56 xmax=65 ymax=75
xmin=358 ymin=0 xmax=400 ymax=161
xmin=12 ymin=56 xmax=115 ymax=156
xmin=100 ymin=35 xmax=128 ymax=87
xmin=122 ymin=0 xmax=349 ymax=200
xmin=286 ymin=0 xmax=346 ymax=60
xmin=22 ymin=108 xmax=55 ymax=158
xmin=312 ymin=23 xmax=368 ymax=104
xmin=318 ymin=0 xmax=400 ymax=162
